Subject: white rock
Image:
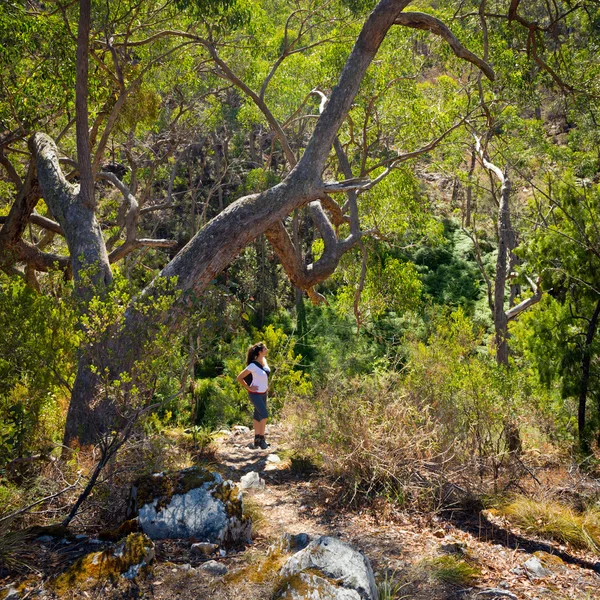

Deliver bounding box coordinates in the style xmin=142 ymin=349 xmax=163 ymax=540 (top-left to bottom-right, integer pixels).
xmin=279 ymin=536 xmax=377 ymax=600
xmin=132 ymin=467 xmax=251 ymax=544
xmin=232 ymin=425 xmax=250 ymax=434
xmin=524 ymin=556 xmax=552 ymax=579
xmin=240 ymin=471 xmax=265 ymax=490
xmin=275 ymin=572 xmax=361 ymax=599
xmin=267 ymin=454 xmax=281 ymax=463
xmin=476 ymin=589 xmax=518 ymax=599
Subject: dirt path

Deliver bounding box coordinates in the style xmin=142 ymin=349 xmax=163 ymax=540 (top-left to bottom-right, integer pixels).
xmin=5 ymin=425 xmax=599 ymax=599
xmin=206 ymin=424 xmax=600 ymax=600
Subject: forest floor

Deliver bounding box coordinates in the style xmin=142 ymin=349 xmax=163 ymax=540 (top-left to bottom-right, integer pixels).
xmin=2 ymin=424 xmax=600 ymax=599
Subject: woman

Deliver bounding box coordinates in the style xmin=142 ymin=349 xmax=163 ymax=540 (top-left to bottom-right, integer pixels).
xmin=236 ymin=342 xmax=271 ymax=449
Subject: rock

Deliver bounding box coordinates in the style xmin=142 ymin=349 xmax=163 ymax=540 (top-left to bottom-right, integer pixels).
xmin=179 ymin=563 xmax=193 ymax=572
xmin=232 ymin=425 xmax=250 ymax=434
xmin=523 ymin=556 xmax=552 ymax=579
xmin=1 ymin=587 xmax=20 ymax=600
xmin=35 ymin=536 xmax=55 ymax=544
xmin=129 ymin=467 xmax=251 ymax=544
xmin=533 ymin=551 xmax=566 ymax=573
xmin=277 ymin=536 xmax=377 ymax=600
xmin=240 ymin=471 xmax=265 ymax=490
xmin=51 ymin=533 xmax=154 ymax=594
xmin=267 ymin=454 xmax=281 ymax=463
xmin=199 ymin=560 xmax=228 ymax=576
xmin=274 ymin=572 xmax=361 ymax=599
xmin=191 ymin=542 xmax=219 ymax=556
xmin=440 ymin=541 xmax=468 ymax=555
xmin=271 ymin=533 xmax=312 ymax=555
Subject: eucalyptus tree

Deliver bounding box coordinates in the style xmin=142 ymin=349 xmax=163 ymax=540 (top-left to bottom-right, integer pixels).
xmin=0 ymin=0 xmax=494 ymax=445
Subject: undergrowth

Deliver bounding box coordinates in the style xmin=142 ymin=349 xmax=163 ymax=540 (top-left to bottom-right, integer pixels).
xmin=500 ymin=496 xmax=600 ymax=552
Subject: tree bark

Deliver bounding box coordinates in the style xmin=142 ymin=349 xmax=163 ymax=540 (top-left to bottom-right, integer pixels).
xmin=494 ymin=172 xmax=512 ymax=366
xmin=578 ymin=297 xmax=600 ymax=452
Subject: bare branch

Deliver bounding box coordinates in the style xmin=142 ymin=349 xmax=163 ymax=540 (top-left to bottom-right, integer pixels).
xmin=108 ymin=238 xmax=177 ymax=264
xmin=506 ymin=277 xmax=543 ymax=320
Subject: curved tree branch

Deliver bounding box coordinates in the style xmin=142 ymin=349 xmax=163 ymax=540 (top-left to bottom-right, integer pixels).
xmin=394 ymin=12 xmax=495 ymax=82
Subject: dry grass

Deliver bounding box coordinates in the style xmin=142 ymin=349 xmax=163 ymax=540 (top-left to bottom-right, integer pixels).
xmin=284 ymin=373 xmax=442 ymax=507
xmin=0 ymin=518 xmax=33 ymax=575
xmin=242 ymin=494 xmax=267 ymax=539
xmin=500 ymin=496 xmax=600 ymax=553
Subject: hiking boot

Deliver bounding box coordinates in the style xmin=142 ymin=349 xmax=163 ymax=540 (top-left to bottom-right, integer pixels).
xmin=257 ymin=437 xmax=270 ymax=450
xmin=253 ymin=436 xmax=261 ymax=448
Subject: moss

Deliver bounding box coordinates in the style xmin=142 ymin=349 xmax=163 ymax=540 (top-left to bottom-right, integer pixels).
xmin=272 ymin=571 xmax=343 ymax=599
xmin=533 ymin=551 xmax=565 ymax=569
xmin=134 ymin=466 xmax=216 ymax=511
xmin=99 ymin=518 xmax=139 ymax=542
xmin=212 ymin=481 xmax=243 ymax=519
xmin=226 ymin=549 xmax=288 ymax=586
xmin=421 ymin=555 xmax=481 ymax=585
xmin=51 ymin=533 xmax=154 ymax=594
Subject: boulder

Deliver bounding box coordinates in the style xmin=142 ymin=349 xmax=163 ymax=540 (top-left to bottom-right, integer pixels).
xmin=51 ymin=533 xmax=154 ymax=594
xmin=191 ymin=542 xmax=219 ymax=556
xmin=129 ymin=467 xmax=251 ymax=544
xmin=275 ymin=536 xmax=377 ymax=600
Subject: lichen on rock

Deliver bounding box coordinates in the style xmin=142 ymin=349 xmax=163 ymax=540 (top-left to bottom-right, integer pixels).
xmin=273 ymin=572 xmax=362 ymax=600
xmin=51 ymin=533 xmax=155 ymax=594
xmin=129 ymin=466 xmax=251 ymax=544
xmin=276 ymin=536 xmax=378 ymax=600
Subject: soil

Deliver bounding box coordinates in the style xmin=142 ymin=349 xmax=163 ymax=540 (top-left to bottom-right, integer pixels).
xmin=2 ymin=424 xmax=600 ymax=599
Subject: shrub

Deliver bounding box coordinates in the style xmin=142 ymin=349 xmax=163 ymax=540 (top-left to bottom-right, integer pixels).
xmin=284 ymin=371 xmax=441 ymax=504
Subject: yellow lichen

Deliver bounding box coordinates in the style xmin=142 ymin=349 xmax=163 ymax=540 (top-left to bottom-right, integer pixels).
xmin=134 ymin=467 xmax=216 ymax=511
xmin=51 ymin=533 xmax=154 ymax=594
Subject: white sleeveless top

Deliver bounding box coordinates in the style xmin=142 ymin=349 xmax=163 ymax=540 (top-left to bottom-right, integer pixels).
xmin=246 ymin=361 xmax=269 ymax=393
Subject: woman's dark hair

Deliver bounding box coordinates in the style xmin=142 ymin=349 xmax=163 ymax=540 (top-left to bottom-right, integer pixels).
xmin=246 ymin=342 xmax=266 ymax=365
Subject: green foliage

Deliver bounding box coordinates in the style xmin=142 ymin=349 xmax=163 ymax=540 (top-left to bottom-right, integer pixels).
xmin=421 ymin=555 xmax=481 ymax=585
xmin=0 ymin=274 xmax=77 ymax=464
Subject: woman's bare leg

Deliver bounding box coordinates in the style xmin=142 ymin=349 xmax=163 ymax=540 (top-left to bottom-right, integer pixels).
xmin=257 ymin=418 xmax=267 ymax=436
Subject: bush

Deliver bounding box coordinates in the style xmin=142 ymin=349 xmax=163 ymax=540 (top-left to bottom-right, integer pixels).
xmin=284 ymin=370 xmax=441 ymax=504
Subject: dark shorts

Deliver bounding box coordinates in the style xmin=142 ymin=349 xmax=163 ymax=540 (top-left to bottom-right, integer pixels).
xmin=248 ymin=392 xmax=269 ymax=421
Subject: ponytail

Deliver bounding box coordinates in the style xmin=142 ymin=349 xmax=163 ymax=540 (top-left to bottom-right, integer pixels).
xmin=246 ymin=342 xmax=266 ymax=365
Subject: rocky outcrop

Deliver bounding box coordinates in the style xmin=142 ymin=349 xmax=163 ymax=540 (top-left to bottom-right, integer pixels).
xmin=129 ymin=466 xmax=251 ymax=544
xmin=274 ymin=536 xmax=378 ymax=600
xmin=51 ymin=533 xmax=154 ymax=594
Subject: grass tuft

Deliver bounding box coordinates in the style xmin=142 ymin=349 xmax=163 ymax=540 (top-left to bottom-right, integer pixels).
xmin=242 ymin=495 xmax=266 ymax=539
xmin=500 ymin=496 xmax=600 ymax=552
xmin=421 ymin=555 xmax=481 ymax=585
xmin=377 ymin=569 xmax=408 ymax=599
